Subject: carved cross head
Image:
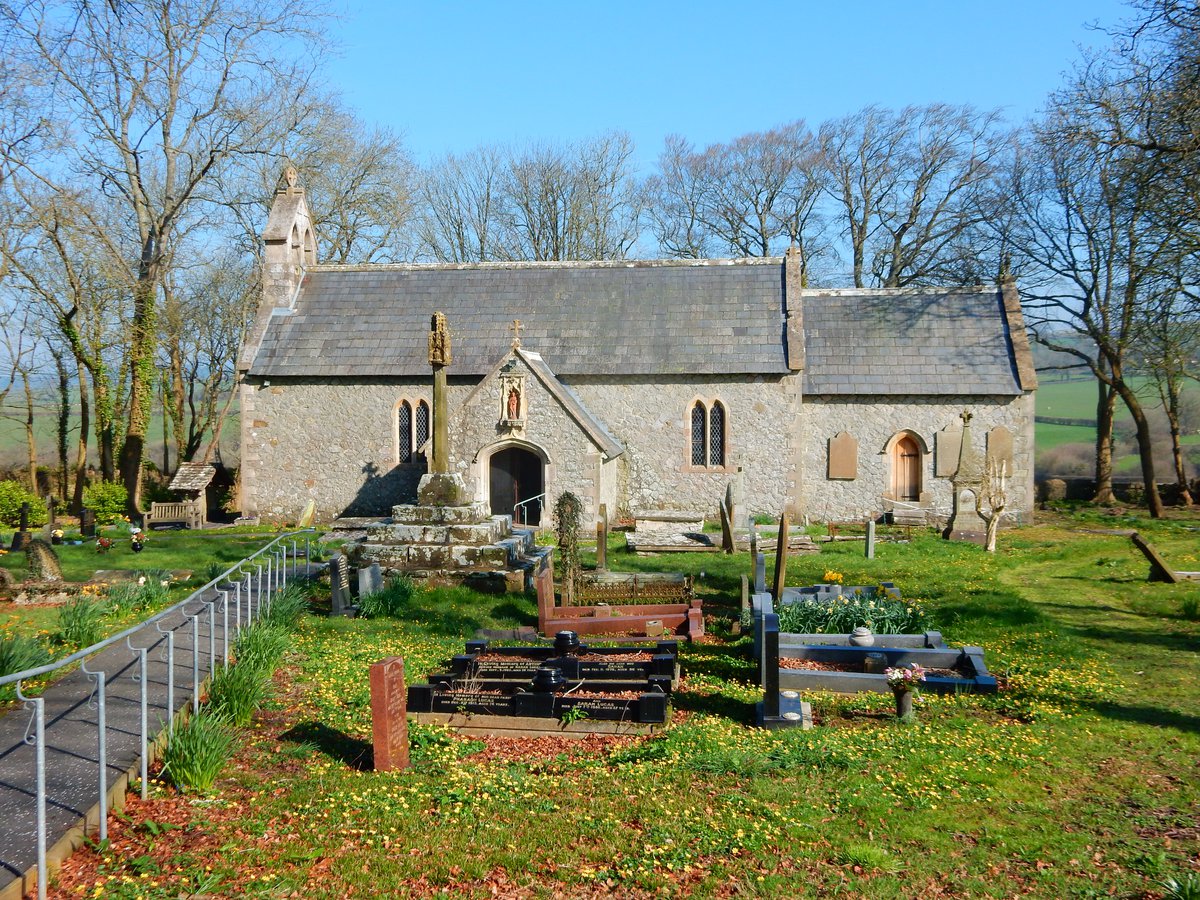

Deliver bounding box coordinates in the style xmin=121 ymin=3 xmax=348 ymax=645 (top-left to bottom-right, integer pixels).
xmin=428 ymin=311 xmax=452 ymax=367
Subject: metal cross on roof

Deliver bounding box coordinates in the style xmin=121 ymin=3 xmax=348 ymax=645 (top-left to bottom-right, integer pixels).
xmin=510 ymin=318 xmax=524 ymax=348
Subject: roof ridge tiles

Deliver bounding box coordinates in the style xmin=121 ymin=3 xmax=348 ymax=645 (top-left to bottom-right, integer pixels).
xmin=309 ymin=257 xmax=784 ymax=273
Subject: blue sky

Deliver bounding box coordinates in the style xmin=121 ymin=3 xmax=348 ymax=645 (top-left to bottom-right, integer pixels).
xmin=325 ymin=0 xmax=1132 ymax=168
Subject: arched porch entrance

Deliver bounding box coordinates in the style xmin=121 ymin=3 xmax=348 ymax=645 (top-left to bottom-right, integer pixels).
xmin=489 ymin=446 xmax=545 ymax=525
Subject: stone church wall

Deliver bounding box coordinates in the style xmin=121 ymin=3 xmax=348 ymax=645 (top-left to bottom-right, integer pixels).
xmin=239 ymin=373 xmax=1033 ymax=526
xmin=239 ymin=377 xmax=435 ymax=520
xmin=568 ymin=374 xmax=802 ymax=519
xmin=799 ymin=393 xmax=1036 ymax=522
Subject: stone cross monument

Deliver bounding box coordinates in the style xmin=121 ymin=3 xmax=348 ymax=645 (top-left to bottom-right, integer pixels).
xmin=417 ymin=312 xmax=469 ymax=507
xmin=944 ymin=410 xmax=987 ymax=544
xmin=428 ymin=312 xmax=452 ymax=475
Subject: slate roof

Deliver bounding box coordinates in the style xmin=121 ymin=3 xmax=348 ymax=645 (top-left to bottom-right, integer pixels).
xmin=802 ymin=287 xmax=1024 ymax=396
xmin=168 ymin=462 xmax=215 ymax=492
xmin=248 ymin=259 xmax=787 ymax=378
xmin=246 ymin=259 xmax=1027 ymax=396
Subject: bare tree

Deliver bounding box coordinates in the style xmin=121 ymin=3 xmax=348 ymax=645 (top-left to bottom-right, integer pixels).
xmin=161 ymin=252 xmax=253 ymax=464
xmin=646 ymin=124 xmax=828 ymax=276
xmin=502 ymin=132 xmax=641 ymax=261
xmin=1006 ymin=94 xmax=1173 ymax=517
xmin=1 ymin=0 xmax=329 ymax=512
xmin=417 ymin=147 xmax=507 ymax=263
xmin=418 ymin=133 xmax=641 ymax=263
xmin=0 ymin=299 xmax=43 ymax=490
xmin=644 ymin=135 xmax=715 ymax=259
xmin=1138 ymin=283 xmax=1200 ymax=505
xmin=820 ymin=104 xmax=1008 ymax=287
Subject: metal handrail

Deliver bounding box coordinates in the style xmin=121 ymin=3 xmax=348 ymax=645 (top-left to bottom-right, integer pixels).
xmin=0 ymin=527 xmax=315 ymax=900
xmin=513 ymin=492 xmax=546 ymax=526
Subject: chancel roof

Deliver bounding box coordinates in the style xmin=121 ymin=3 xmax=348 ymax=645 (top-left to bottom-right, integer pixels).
xmin=246 ymin=258 xmax=1029 ymax=396
xmin=802 ymin=287 xmax=1025 ymax=396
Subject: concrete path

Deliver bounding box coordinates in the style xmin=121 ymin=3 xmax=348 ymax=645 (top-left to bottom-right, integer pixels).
xmin=0 ymin=562 xmax=292 ymax=899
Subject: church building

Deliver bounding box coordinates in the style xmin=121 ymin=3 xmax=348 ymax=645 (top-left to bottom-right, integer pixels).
xmin=237 ymin=173 xmax=1038 ymax=526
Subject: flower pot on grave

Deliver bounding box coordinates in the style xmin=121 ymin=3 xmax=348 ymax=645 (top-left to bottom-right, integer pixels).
xmin=892 ymin=687 xmax=914 ymax=721
xmin=51 ymin=535 xmax=62 ymax=545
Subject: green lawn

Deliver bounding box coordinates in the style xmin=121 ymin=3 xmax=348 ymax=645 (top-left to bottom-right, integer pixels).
xmin=0 ymin=526 xmax=280 ymax=640
xmin=40 ymin=511 xmax=1200 ymax=899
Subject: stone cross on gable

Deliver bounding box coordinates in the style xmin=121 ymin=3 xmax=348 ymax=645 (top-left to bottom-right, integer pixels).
xmin=960 ymin=410 xmax=973 ymax=427
xmin=510 ymin=319 xmax=524 ymax=349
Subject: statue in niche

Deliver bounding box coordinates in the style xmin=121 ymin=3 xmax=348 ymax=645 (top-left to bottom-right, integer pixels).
xmin=507 ymin=386 xmax=520 ymax=420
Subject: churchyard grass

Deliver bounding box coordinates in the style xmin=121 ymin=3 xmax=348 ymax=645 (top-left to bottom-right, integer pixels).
xmin=0 ymin=527 xmax=278 ymax=643
xmin=44 ymin=508 xmax=1200 ymax=898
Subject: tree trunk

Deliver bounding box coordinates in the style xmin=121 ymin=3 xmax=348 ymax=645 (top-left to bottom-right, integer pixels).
xmin=54 ymin=352 xmax=70 ymax=500
xmin=1093 ymin=379 xmax=1117 ymax=504
xmin=119 ymin=269 xmax=159 ymax=515
xmin=74 ymin=362 xmax=90 ymax=514
xmin=94 ymin=373 xmax=115 ymax=482
xmin=1114 ymin=380 xmax=1164 ymax=517
xmin=22 ymin=369 xmax=37 ymax=493
xmin=169 ymin=343 xmax=186 ymax=469
xmin=1163 ymin=383 xmax=1193 ymax=506
xmin=161 ymin=376 xmax=171 ymax=476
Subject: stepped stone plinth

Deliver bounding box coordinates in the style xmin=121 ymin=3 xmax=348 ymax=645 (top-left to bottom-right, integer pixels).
xmin=348 ymin=474 xmax=550 ymax=593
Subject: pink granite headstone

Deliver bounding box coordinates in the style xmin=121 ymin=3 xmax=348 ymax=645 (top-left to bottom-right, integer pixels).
xmin=370 ymin=656 xmax=410 ymax=772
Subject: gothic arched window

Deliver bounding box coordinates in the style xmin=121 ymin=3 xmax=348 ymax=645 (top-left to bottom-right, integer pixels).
xmin=691 ymin=403 xmax=707 ymax=466
xmin=397 ymin=398 xmax=430 ymax=465
xmin=689 ymin=399 xmax=728 ymax=469
xmin=397 ymin=401 xmax=413 ymax=464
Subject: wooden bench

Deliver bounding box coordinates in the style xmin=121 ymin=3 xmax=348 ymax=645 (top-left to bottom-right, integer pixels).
xmin=144 ymin=500 xmax=204 ymax=530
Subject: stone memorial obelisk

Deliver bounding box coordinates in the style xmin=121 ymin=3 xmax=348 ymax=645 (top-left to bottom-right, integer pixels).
xmin=944 ymin=410 xmax=987 ymax=544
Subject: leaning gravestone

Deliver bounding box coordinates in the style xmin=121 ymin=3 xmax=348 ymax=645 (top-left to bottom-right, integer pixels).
xmin=370 ymin=656 xmax=410 ymax=772
xmin=11 ymin=502 xmax=31 ymax=551
xmin=329 ymin=554 xmax=353 ymax=615
xmin=358 ymin=562 xmax=383 ymax=598
xmin=25 ymin=538 xmax=63 ymax=583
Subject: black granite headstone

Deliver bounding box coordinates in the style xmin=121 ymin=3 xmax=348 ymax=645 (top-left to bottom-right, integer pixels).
xmin=80 ymin=508 xmax=96 ymax=538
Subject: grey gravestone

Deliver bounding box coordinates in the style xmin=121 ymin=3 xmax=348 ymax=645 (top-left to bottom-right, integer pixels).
xmin=25 ymin=538 xmax=63 ymax=582
xmin=827 ymin=431 xmax=858 ymax=480
xmin=329 ymin=554 xmax=353 ymax=615
xmin=935 ymin=423 xmax=963 ymax=478
xmin=865 ymin=519 xmax=876 ymax=559
xmin=754 ymin=552 xmax=766 ymax=595
xmin=11 ymin=502 xmax=31 ymax=551
xmin=987 ymin=425 xmax=1014 ymax=471
xmin=358 ymin=562 xmax=383 ymax=597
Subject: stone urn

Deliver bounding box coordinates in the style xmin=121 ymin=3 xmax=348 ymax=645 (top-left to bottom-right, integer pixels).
xmin=848 ymin=626 xmax=875 ymax=647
